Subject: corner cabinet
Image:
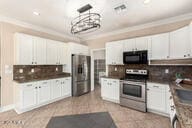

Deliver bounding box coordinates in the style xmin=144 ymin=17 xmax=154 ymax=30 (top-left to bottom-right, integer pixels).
xmin=106 ymin=41 xmax=124 ymax=65
xmin=14 ymin=77 xmax=71 ymax=114
xmin=101 ymin=78 xmax=120 ymax=103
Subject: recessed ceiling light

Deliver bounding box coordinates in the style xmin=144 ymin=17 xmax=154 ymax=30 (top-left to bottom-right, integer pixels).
xmin=143 ymin=0 xmax=151 ymax=4
xmin=33 ymin=11 xmax=40 ymax=16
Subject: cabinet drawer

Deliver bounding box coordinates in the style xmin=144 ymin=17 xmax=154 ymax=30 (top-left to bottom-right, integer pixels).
xmin=21 ymin=83 xmax=36 ymax=89
xmin=147 ymin=83 xmax=167 ymax=90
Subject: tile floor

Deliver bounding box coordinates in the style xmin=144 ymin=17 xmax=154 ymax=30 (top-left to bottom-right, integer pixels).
xmin=0 ymin=87 xmax=171 ymax=128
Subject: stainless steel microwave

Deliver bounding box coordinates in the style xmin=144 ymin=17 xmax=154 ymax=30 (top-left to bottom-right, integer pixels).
xmin=123 ymin=50 xmax=148 ymax=64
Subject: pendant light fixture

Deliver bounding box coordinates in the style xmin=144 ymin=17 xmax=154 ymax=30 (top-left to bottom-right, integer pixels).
xmin=71 ymin=4 xmax=101 ymax=34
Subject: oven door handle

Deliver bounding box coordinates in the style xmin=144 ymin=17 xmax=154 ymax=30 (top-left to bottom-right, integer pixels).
xmin=121 ymin=81 xmax=145 ymax=86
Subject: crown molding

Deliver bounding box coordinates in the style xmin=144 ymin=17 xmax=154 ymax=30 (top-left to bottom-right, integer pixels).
xmin=0 ymin=15 xmax=80 ymax=42
xmin=84 ymin=13 xmax=192 ymax=41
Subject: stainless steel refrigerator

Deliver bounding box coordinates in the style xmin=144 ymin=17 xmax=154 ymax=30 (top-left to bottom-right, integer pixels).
xmin=72 ymin=54 xmax=91 ymax=96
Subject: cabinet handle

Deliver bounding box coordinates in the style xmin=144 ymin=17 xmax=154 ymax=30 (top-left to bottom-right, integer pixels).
xmin=188 ymin=54 xmax=190 ymax=57
xmin=167 ymin=56 xmax=169 ymax=58
xmin=153 ymin=86 xmax=159 ymax=88
xmin=35 ymin=87 xmax=38 ymax=89
xmin=39 ymin=86 xmax=41 ymax=88
xmin=56 ymin=80 xmax=59 ymax=82
xmin=27 ymin=84 xmax=32 ymax=87
xmin=32 ymin=62 xmax=34 ymax=64
xmin=169 ymin=96 xmax=173 ymax=99
xmin=184 ymin=55 xmax=187 ymax=57
xmin=147 ymin=88 xmax=149 ymax=91
xmin=43 ymin=82 xmax=47 ymax=84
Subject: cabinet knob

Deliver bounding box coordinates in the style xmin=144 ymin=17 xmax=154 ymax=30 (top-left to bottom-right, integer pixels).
xmin=167 ymin=56 xmax=169 ymax=58
xmin=35 ymin=87 xmax=38 ymax=89
xmin=184 ymin=55 xmax=187 ymax=57
xmin=169 ymin=96 xmax=173 ymax=99
xmin=147 ymin=88 xmax=149 ymax=91
xmin=32 ymin=62 xmax=34 ymax=64
xmin=153 ymin=85 xmax=159 ymax=88
xmin=39 ymin=86 xmax=41 ymax=88
xmin=27 ymin=84 xmax=32 ymax=87
xmin=188 ymin=54 xmax=190 ymax=57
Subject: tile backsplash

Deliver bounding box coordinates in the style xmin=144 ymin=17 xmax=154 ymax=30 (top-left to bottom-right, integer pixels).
xmin=13 ymin=65 xmax=64 ymax=80
xmin=108 ymin=64 xmax=192 ymax=82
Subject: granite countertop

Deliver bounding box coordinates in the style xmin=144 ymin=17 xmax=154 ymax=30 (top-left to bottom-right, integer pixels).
xmin=13 ymin=73 xmax=71 ymax=83
xmin=169 ymin=82 xmax=192 ymax=128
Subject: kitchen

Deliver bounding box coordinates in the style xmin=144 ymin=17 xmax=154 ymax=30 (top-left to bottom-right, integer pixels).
xmin=0 ymin=0 xmax=192 ymax=128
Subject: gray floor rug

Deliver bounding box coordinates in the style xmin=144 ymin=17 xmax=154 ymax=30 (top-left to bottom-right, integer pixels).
xmin=46 ymin=112 xmax=117 ymax=128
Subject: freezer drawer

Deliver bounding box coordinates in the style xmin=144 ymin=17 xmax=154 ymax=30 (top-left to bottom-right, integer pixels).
xmin=73 ymin=81 xmax=90 ymax=96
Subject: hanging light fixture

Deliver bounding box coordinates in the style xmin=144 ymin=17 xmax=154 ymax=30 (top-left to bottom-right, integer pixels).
xmin=71 ymin=4 xmax=101 ymax=34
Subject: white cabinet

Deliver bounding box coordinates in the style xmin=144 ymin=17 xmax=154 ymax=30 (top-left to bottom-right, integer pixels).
xmin=60 ymin=77 xmax=72 ymax=97
xmin=21 ymin=83 xmax=37 ymax=109
xmin=46 ymin=40 xmax=58 ymax=65
xmin=37 ymin=81 xmax=51 ymax=104
xmin=14 ymin=33 xmax=33 ymax=65
xmin=58 ymin=43 xmax=68 ymax=64
xmin=170 ymin=26 xmax=190 ymax=59
xmin=14 ymin=33 xmax=47 ymax=65
xmin=68 ymin=42 xmax=90 ymax=55
xmin=106 ymin=41 xmax=124 ymax=65
xmin=101 ymin=78 xmax=120 ymax=103
xmin=150 ymin=33 xmax=170 ymax=60
xmin=147 ymin=82 xmax=168 ymax=114
xmin=190 ymin=23 xmax=192 ymax=56
xmin=135 ymin=36 xmax=149 ymax=51
xmin=124 ymin=39 xmax=135 ymax=51
xmin=33 ymin=37 xmax=47 ymax=65
xmin=51 ymin=79 xmax=62 ymax=99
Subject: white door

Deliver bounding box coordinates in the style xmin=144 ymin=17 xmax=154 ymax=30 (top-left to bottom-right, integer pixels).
xmin=46 ymin=40 xmax=58 ymax=64
xmin=58 ymin=42 xmax=68 ymax=64
xmin=33 ymin=37 xmax=47 ymax=65
xmin=135 ymin=37 xmax=149 ymax=51
xmin=170 ymin=26 xmax=190 ymax=59
xmin=106 ymin=41 xmax=123 ymax=65
xmin=147 ymin=87 xmax=166 ymax=113
xmin=124 ymin=38 xmax=135 ymax=51
xmin=101 ymin=78 xmax=108 ymax=98
xmin=37 ymin=81 xmax=51 ymax=104
xmin=150 ymin=33 xmax=170 ymax=60
xmin=64 ymin=77 xmax=72 ymax=96
xmin=15 ymin=33 xmax=33 ymax=65
xmin=110 ymin=80 xmax=120 ymax=102
xmin=22 ymin=83 xmax=37 ymax=108
xmin=51 ymin=79 xmax=62 ymax=99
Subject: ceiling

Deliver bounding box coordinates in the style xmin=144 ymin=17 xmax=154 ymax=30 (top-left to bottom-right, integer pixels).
xmin=0 ymin=0 xmax=192 ymax=40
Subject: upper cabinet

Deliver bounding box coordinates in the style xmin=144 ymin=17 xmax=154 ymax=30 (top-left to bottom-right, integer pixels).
xmin=123 ymin=36 xmax=149 ymax=52
xmin=106 ymin=41 xmax=124 ymax=65
xmin=15 ymin=33 xmax=68 ymax=65
xmin=149 ymin=33 xmax=170 ymax=60
xmin=14 ymin=33 xmax=46 ymax=65
xmin=170 ymin=26 xmax=191 ymax=59
xmin=135 ymin=36 xmax=149 ymax=51
xmin=68 ymin=42 xmax=90 ymax=56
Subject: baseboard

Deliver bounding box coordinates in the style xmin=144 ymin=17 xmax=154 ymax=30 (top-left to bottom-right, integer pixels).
xmin=147 ymin=109 xmax=170 ymax=117
xmin=102 ymin=97 xmax=120 ymax=104
xmin=0 ymin=104 xmax=15 ymax=113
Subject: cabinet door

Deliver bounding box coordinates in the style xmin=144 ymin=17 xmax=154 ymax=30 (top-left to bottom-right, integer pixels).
xmin=110 ymin=80 xmax=120 ymax=102
xmin=22 ymin=83 xmax=37 ymax=108
xmin=46 ymin=40 xmax=58 ymax=64
xmin=135 ymin=37 xmax=149 ymax=51
xmin=147 ymin=84 xmax=166 ymax=113
xmin=106 ymin=41 xmax=123 ymax=65
xmin=65 ymin=77 xmax=72 ymax=96
xmin=101 ymin=78 xmax=108 ymax=98
xmin=33 ymin=37 xmax=47 ymax=65
xmin=124 ymin=39 xmax=135 ymax=51
xmin=190 ymin=24 xmax=192 ymax=57
xmin=58 ymin=42 xmax=68 ymax=65
xmin=15 ymin=33 xmax=33 ymax=65
xmin=51 ymin=79 xmax=62 ymax=99
xmin=170 ymin=26 xmax=190 ymax=59
xmin=37 ymin=81 xmax=51 ymax=104
xmin=150 ymin=33 xmax=169 ymax=60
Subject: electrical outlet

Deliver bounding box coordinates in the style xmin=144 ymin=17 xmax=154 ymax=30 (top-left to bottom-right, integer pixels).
xmin=31 ymin=68 xmax=34 ymax=73
xmin=114 ymin=67 xmax=117 ymax=71
xmin=56 ymin=67 xmax=58 ymax=71
xmin=19 ymin=69 xmax=23 ymax=73
xmin=165 ymin=69 xmax=169 ymax=74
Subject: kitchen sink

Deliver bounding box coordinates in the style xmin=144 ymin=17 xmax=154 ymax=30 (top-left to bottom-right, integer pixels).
xmin=176 ymin=89 xmax=192 ymax=105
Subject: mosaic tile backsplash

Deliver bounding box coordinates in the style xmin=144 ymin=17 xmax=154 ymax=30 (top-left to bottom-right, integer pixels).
xmin=108 ymin=64 xmax=192 ymax=82
xmin=13 ymin=65 xmax=65 ymax=80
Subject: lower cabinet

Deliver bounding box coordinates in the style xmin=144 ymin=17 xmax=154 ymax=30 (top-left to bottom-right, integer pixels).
xmin=14 ymin=77 xmax=71 ymax=114
xmin=101 ymin=78 xmax=120 ymax=103
xmin=147 ymin=82 xmax=169 ymax=115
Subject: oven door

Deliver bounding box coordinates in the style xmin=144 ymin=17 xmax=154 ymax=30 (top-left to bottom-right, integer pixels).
xmin=120 ymin=81 xmax=146 ymax=102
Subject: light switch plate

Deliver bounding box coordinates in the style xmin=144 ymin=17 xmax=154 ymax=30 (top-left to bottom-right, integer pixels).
xmin=31 ymin=68 xmax=34 ymax=73
xmin=165 ymin=69 xmax=169 ymax=74
xmin=19 ymin=69 xmax=23 ymax=73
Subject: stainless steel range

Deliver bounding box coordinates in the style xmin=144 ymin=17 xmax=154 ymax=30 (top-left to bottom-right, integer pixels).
xmin=120 ymin=69 xmax=148 ymax=112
